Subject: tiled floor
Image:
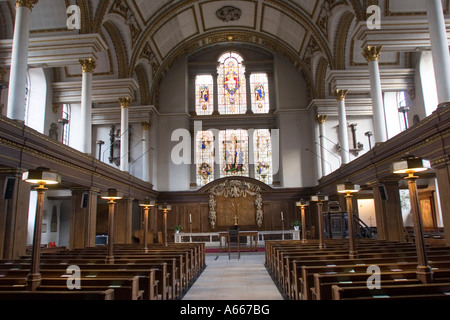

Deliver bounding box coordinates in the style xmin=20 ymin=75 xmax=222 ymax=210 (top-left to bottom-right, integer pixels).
xmin=183 ymin=252 xmax=284 ymax=300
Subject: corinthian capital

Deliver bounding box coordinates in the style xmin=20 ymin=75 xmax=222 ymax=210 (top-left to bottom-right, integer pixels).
xmin=317 ymin=115 xmax=327 ymax=125
xmin=362 ymin=45 xmax=382 ymax=63
xmin=335 ymin=89 xmax=349 ymax=101
xmin=16 ymin=0 xmax=38 ymax=10
xmin=79 ymin=58 xmax=97 ymax=73
xmin=119 ymin=97 xmax=131 ymax=108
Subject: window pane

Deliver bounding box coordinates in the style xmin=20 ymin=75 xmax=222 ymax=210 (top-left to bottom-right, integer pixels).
xmin=254 ymin=129 xmax=273 ymax=184
xmin=220 ymin=129 xmax=248 ymax=177
xmin=196 ymin=131 xmax=215 ymax=186
xmin=195 ymin=75 xmax=214 ymax=115
xmin=250 ymin=73 xmax=270 ymax=114
xmin=217 ymin=52 xmax=247 ymax=115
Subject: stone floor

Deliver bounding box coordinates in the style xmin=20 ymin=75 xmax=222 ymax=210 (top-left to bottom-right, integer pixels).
xmin=182 ymin=252 xmax=284 ymax=300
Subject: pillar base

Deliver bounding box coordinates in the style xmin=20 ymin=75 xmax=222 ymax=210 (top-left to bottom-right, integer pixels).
xmin=105 ymin=256 xmax=115 ymax=264
xmin=416 ymin=266 xmax=434 ymax=284
xmin=27 ymin=273 xmax=42 ymax=291
xmin=349 ymin=251 xmax=358 ymax=259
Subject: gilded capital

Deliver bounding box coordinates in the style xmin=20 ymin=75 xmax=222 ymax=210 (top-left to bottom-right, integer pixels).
xmin=16 ymin=0 xmax=38 ymax=10
xmin=142 ymin=121 xmax=151 ymax=130
xmin=119 ymin=97 xmax=131 ymax=108
xmin=317 ymin=115 xmax=327 ymax=125
xmin=362 ymin=46 xmax=382 ymax=63
xmin=79 ymin=58 xmax=97 ymax=73
xmin=335 ymin=89 xmax=348 ymax=101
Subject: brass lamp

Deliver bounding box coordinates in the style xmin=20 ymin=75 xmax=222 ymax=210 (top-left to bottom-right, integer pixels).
xmin=139 ymin=199 xmax=156 ymax=252
xmin=101 ymin=189 xmax=123 ymax=263
xmin=158 ymin=203 xmax=172 ymax=246
xmin=310 ymin=194 xmax=328 ymax=249
xmin=296 ymin=200 xmax=309 ymax=243
xmin=393 ymin=155 xmax=433 ymax=283
xmin=22 ymin=167 xmax=61 ymax=290
xmin=337 ymin=181 xmax=360 ymax=259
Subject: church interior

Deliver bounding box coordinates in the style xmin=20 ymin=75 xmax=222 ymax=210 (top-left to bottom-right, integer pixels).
xmin=0 ymin=0 xmax=449 ymax=302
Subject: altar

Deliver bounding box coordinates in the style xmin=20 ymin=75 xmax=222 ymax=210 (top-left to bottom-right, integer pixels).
xmin=174 ymin=230 xmax=301 ymax=247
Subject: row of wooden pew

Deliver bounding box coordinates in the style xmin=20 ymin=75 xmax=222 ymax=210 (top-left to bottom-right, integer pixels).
xmin=265 ymin=239 xmax=450 ymax=300
xmin=0 ymin=243 xmax=205 ymax=300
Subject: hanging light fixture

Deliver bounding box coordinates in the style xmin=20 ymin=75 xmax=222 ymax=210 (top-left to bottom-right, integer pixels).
xmin=296 ymin=200 xmax=309 ymax=243
xmin=310 ymin=193 xmax=328 ymax=249
xmin=393 ymin=155 xmax=433 ymax=283
xmin=22 ymin=167 xmax=61 ymax=291
xmin=158 ymin=203 xmax=172 ymax=246
xmin=139 ymin=199 xmax=156 ymax=252
xmin=337 ymin=181 xmax=360 ymax=259
xmin=101 ymin=189 xmax=123 ymax=263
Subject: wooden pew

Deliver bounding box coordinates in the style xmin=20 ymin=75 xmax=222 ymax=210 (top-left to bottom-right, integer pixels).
xmin=0 ymin=268 xmax=157 ymax=300
xmin=313 ymin=268 xmax=450 ymax=300
xmin=331 ymin=282 xmax=450 ymax=300
xmin=0 ymin=261 xmax=163 ymax=300
xmin=0 ymin=277 xmax=141 ymax=300
xmin=0 ymin=289 xmax=115 ymax=300
xmin=297 ymin=260 xmax=450 ymax=301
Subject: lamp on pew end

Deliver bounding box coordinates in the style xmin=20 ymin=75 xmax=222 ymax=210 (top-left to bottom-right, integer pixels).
xmin=296 ymin=200 xmax=309 ymax=243
xmin=310 ymin=193 xmax=328 ymax=249
xmin=337 ymin=181 xmax=360 ymax=259
xmin=158 ymin=203 xmax=172 ymax=246
xmin=23 ymin=167 xmax=61 ymax=291
xmin=101 ymin=189 xmax=123 ymax=264
xmin=393 ymin=156 xmax=433 ymax=283
xmin=139 ymin=199 xmax=156 ymax=252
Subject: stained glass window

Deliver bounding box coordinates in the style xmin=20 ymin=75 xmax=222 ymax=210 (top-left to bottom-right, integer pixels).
xmin=217 ymin=52 xmax=247 ymax=115
xmin=220 ymin=129 xmax=249 ymax=177
xmin=196 ymin=131 xmax=215 ymax=186
xmin=254 ymin=129 xmax=273 ymax=184
xmin=195 ymin=75 xmax=214 ymax=115
xmin=250 ymin=73 xmax=270 ymax=114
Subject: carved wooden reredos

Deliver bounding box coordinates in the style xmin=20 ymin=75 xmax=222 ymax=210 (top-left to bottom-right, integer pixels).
xmin=206 ymin=178 xmax=266 ymax=229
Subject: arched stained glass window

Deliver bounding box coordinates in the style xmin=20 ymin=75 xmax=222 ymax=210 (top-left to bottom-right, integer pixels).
xmin=196 ymin=130 xmax=215 ymax=186
xmin=220 ymin=129 xmax=249 ymax=177
xmin=254 ymin=129 xmax=273 ymax=184
xmin=217 ymin=52 xmax=247 ymax=115
xmin=250 ymin=73 xmax=270 ymax=114
xmin=195 ymin=75 xmax=214 ymax=115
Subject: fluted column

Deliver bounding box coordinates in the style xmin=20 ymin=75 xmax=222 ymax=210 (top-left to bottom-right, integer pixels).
xmin=7 ymin=0 xmax=38 ymax=122
xmin=336 ymin=90 xmax=350 ymax=165
xmin=119 ymin=97 xmax=130 ymax=172
xmin=426 ymin=0 xmax=450 ymax=104
xmin=79 ymin=58 xmax=96 ymax=154
xmin=142 ymin=121 xmax=151 ymax=183
xmin=362 ymin=46 xmax=387 ymax=144
xmin=317 ymin=115 xmax=330 ymax=177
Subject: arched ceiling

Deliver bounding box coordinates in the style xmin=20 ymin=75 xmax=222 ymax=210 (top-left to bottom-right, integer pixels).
xmin=1 ymin=0 xmax=447 ymax=106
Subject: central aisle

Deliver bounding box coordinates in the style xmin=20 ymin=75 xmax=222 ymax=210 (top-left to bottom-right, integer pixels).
xmin=183 ymin=252 xmax=284 ymax=300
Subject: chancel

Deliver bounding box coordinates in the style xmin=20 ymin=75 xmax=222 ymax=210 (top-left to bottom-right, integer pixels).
xmin=0 ymin=0 xmax=449 ymax=303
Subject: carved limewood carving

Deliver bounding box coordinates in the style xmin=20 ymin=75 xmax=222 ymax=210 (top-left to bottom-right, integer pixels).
xmin=208 ymin=180 xmax=263 ymax=229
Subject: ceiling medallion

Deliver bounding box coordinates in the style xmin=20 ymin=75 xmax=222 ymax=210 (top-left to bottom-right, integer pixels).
xmin=216 ymin=6 xmax=242 ymax=22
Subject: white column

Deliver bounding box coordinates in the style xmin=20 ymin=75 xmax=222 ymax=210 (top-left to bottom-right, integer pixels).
xmin=363 ymin=46 xmax=387 ymax=144
xmin=119 ymin=97 xmax=130 ymax=172
xmin=426 ymin=0 xmax=450 ymax=104
xmin=142 ymin=121 xmax=151 ymax=183
xmin=7 ymin=0 xmax=38 ymax=122
xmin=79 ymin=58 xmax=96 ymax=154
xmin=336 ymin=90 xmax=350 ymax=165
xmin=317 ymin=115 xmax=330 ymax=177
